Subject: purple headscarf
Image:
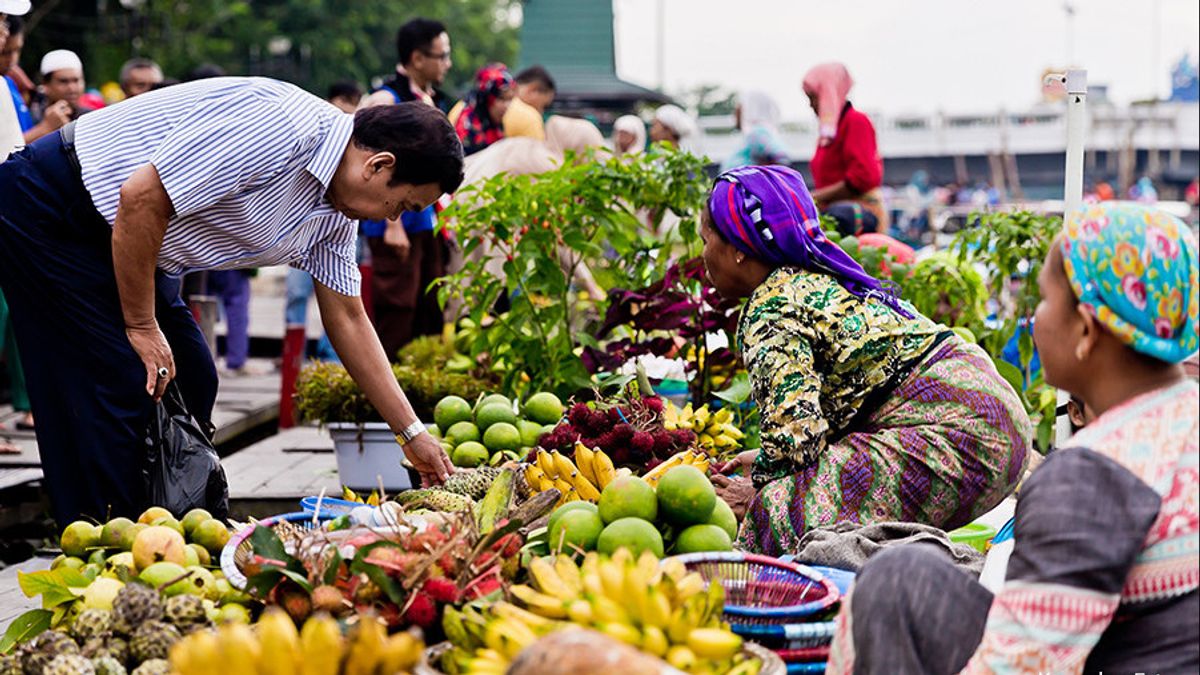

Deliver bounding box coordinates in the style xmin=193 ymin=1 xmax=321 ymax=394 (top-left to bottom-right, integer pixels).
xmin=708 ymin=164 xmax=912 ymax=318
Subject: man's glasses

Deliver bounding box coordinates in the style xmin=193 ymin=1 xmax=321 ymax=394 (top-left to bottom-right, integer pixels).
xmin=421 ymin=50 xmax=451 ymax=63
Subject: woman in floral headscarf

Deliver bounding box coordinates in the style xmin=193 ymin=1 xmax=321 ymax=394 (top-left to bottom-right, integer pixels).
xmin=705 ymin=165 xmax=1031 ymax=556
xmin=829 ymin=202 xmax=1200 ymax=674
xmin=453 ymin=63 xmax=514 ymax=155
xmin=802 ymin=62 xmax=887 ymax=235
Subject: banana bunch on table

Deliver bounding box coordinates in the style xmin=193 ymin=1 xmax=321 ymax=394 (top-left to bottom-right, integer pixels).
xmin=523 ymin=442 xmax=627 ymax=506
xmin=663 ymin=403 xmax=743 ymax=452
xmin=640 ymin=448 xmax=712 ymax=488
xmin=442 ymin=551 xmax=760 ymax=675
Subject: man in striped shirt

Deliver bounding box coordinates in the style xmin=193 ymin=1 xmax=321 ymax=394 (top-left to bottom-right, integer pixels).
xmin=0 ymin=76 xmax=463 ymax=526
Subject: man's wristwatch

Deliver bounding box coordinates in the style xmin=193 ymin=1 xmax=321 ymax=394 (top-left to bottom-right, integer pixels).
xmin=396 ymin=421 xmax=427 ymax=445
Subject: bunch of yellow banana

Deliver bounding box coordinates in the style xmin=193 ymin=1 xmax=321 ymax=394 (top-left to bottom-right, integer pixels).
xmin=168 ymin=609 xmax=423 ymax=675
xmin=444 ymin=551 xmax=760 ymax=675
xmin=662 ymin=403 xmax=744 ymax=451
xmin=341 ymin=486 xmax=382 ymax=506
xmin=640 ymin=449 xmax=713 ymax=487
xmin=523 ymin=442 xmax=619 ymax=506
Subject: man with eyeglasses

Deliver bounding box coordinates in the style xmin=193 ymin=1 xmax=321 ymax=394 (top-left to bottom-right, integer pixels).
xmin=359 ymin=18 xmax=456 ymax=358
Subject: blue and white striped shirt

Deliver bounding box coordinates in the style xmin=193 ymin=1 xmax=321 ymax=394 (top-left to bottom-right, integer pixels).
xmin=74 ymin=77 xmax=361 ymax=295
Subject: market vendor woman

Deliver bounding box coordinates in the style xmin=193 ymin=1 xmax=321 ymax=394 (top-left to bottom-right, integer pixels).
xmin=705 ymin=165 xmax=1031 ymax=556
xmin=0 ymin=76 xmax=462 ymax=527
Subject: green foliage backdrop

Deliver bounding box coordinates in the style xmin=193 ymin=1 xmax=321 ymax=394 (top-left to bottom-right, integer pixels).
xmin=21 ymin=0 xmax=519 ymax=98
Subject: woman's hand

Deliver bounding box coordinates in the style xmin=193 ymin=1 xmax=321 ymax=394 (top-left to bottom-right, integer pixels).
xmin=714 ymin=449 xmax=759 ymax=476
xmin=711 ymin=474 xmax=757 ymax=520
xmin=399 ymin=432 xmax=454 ymax=487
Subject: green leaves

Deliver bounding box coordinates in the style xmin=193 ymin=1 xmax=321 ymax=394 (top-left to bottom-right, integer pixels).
xmin=439 ymin=147 xmax=709 ymax=398
xmin=18 ymin=567 xmax=91 ymax=609
xmin=0 ymin=609 xmax=52 ymax=654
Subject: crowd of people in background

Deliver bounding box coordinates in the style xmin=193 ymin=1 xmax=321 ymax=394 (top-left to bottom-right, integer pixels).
xmin=2 ymin=6 xmax=1197 ymax=447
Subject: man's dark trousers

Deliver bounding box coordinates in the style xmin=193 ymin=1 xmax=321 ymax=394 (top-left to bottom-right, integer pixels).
xmin=0 ymin=131 xmax=218 ymax=527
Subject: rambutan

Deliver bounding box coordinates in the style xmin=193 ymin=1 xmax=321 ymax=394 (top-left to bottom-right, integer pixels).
xmin=403 ymin=592 xmax=438 ymax=628
xmin=630 ymin=431 xmax=655 ymax=456
xmin=670 ymin=429 xmax=696 ymax=447
xmin=642 ymin=396 xmax=664 ymax=414
xmin=609 ymin=447 xmax=633 ymax=466
xmin=612 ymin=424 xmax=635 ymax=443
xmin=421 ymin=577 xmax=460 ymax=604
xmin=567 ymin=403 xmax=591 ymax=428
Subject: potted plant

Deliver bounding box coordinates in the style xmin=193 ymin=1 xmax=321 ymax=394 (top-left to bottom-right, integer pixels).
xmin=293 ymin=343 xmax=496 ymax=491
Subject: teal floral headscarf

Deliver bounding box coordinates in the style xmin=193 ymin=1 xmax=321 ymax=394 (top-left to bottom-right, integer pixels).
xmin=1061 ymin=202 xmax=1199 ymax=364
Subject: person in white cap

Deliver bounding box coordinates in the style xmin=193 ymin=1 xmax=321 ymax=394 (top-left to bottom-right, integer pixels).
xmin=30 ymin=48 xmax=91 ymax=136
xmin=650 ymin=103 xmax=701 ymax=155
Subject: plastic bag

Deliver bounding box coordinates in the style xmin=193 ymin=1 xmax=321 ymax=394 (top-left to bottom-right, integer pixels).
xmin=143 ymin=383 xmax=229 ymax=519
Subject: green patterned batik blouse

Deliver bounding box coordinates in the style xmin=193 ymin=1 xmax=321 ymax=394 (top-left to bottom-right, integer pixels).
xmin=739 ymin=266 xmax=943 ymax=479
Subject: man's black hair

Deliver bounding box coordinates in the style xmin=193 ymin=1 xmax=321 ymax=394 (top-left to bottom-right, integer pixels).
xmin=185 ymin=63 xmax=225 ymax=81
xmin=5 ymin=15 xmax=23 ymax=35
xmin=352 ymin=102 xmax=464 ymax=194
xmin=515 ymin=65 xmax=556 ymax=92
xmin=150 ymin=78 xmax=180 ymax=91
xmin=395 ymin=18 xmax=447 ymax=66
xmin=327 ymin=80 xmax=363 ymax=102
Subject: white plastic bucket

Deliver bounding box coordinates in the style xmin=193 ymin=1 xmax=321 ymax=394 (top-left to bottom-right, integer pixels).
xmin=327 ymin=422 xmax=417 ymax=492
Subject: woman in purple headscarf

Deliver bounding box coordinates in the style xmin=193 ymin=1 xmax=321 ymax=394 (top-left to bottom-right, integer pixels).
xmin=706 ymin=165 xmax=1031 ymax=556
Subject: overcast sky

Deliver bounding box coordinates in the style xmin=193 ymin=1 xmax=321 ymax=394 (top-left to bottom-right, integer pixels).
xmin=612 ymin=0 xmax=1200 ymax=120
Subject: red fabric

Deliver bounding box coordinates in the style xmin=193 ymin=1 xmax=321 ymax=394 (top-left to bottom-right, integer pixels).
xmin=809 ymin=104 xmax=882 ymax=194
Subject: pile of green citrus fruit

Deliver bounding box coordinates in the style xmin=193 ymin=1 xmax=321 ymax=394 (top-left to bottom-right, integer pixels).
xmin=545 ymin=465 xmax=737 ymax=558
xmin=431 ymin=392 xmax=564 ymax=469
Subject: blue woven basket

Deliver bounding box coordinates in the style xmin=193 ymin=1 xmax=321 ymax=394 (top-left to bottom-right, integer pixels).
xmin=219 ymin=511 xmax=337 ymax=590
xmin=731 ymin=620 xmax=837 ymax=643
xmin=300 ymin=495 xmax=361 ymax=518
xmin=669 ymin=552 xmax=840 ymax=625
xmin=786 ymin=663 xmax=826 ymax=675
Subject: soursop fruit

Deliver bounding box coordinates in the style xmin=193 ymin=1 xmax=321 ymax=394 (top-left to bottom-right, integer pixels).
xmin=44 ymin=655 xmax=94 ymax=675
xmin=111 ymin=585 xmax=162 ymax=636
xmin=394 ymin=488 xmax=474 ymax=512
xmin=162 ymin=595 xmax=206 ymax=630
xmin=128 ymin=622 xmax=179 ymax=664
xmin=90 ymin=657 xmax=127 ymax=675
xmin=80 ymin=636 xmax=129 ymax=665
xmin=442 ymin=466 xmax=502 ymax=500
xmin=129 ymin=661 xmax=167 ymax=675
xmin=71 ymin=608 xmax=113 ymax=642
xmin=21 ymin=630 xmax=79 ymax=675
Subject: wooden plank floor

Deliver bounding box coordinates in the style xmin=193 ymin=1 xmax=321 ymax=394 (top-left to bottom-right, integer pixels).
xmin=222 ymin=426 xmax=341 ymax=520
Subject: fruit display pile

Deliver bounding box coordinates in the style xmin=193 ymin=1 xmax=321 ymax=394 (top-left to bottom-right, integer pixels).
xmin=235 ymin=469 xmax=556 ymax=633
xmin=536 ymin=392 xmax=697 ymax=469
xmin=170 ymin=608 xmax=423 ymax=675
xmin=544 ymin=465 xmax=737 ymax=559
xmin=441 ymin=550 xmax=760 ymax=675
xmin=431 ymin=392 xmax=564 ymax=469
xmin=523 ymin=442 xmax=621 ymax=507
xmin=663 ymin=403 xmax=744 ymax=456
xmin=2 ymin=507 xmax=246 ymax=675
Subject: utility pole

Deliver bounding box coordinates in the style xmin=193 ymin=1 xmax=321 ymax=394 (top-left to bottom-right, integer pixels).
xmin=656 ymin=0 xmax=666 ymax=90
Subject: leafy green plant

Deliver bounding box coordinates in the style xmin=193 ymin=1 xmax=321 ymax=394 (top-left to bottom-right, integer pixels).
xmin=904 ymin=252 xmax=990 ymax=339
xmin=950 ymin=211 xmax=1063 ymax=451
xmin=437 ymin=147 xmax=709 ymax=399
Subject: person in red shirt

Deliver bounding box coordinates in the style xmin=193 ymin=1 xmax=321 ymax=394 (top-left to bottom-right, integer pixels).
xmin=803 ymin=62 xmax=887 ymax=236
